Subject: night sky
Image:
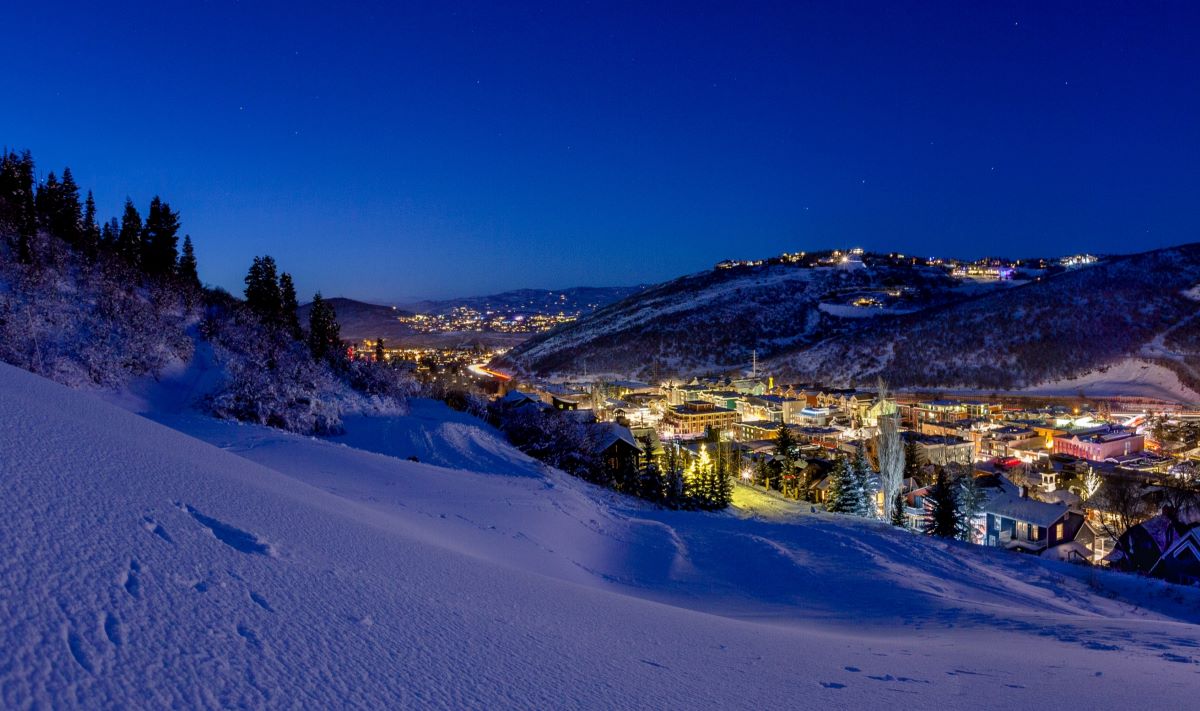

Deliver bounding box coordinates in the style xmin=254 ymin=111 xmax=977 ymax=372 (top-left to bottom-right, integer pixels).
xmin=2 ymin=1 xmax=1197 ymax=301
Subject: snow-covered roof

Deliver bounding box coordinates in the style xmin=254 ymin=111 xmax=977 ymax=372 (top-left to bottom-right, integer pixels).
xmin=594 ymin=423 xmax=643 ymax=454
xmin=499 ymin=390 xmax=541 ymax=406
xmin=983 ymin=492 xmax=1070 ymax=528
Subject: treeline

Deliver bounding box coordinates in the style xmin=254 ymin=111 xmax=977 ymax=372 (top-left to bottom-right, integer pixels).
xmin=0 ymin=148 xmax=414 ymax=435
xmin=483 ymin=402 xmax=733 ymax=510
xmin=0 ymin=150 xmax=200 ymax=388
xmin=1 ymin=150 xmax=199 ymax=288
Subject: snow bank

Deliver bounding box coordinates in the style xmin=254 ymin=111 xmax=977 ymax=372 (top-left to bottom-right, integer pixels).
xmin=4 ymin=362 xmax=1200 ymax=708
xmin=1021 ymin=358 xmax=1200 ymax=404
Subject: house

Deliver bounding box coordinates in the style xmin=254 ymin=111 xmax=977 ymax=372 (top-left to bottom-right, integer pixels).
xmin=982 ymin=488 xmax=1079 ymax=554
xmin=594 ymin=423 xmax=643 ymax=476
xmin=497 ymin=390 xmax=545 ymax=412
xmin=1149 ymin=527 xmax=1200 ymax=585
xmin=552 ymin=394 xmax=590 ymax=411
xmin=1106 ymin=507 xmax=1200 ymax=578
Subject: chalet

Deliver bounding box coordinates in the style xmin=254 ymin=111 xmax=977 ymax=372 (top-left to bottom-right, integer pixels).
xmin=497 ymin=390 xmax=545 ymax=413
xmin=551 ymin=394 xmax=590 ymax=411
xmin=1106 ymin=508 xmax=1200 ymax=577
xmin=594 ymin=423 xmax=644 ymax=476
xmin=982 ymin=489 xmax=1079 ymax=554
xmin=1149 ymin=527 xmax=1200 ymax=585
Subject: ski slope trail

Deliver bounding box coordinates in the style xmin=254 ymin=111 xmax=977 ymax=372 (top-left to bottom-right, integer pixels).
xmin=3 ymin=362 xmax=1200 ymax=708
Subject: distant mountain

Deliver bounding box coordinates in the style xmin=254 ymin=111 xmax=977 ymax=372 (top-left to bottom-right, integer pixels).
xmin=401 ymin=286 xmax=649 ymax=316
xmin=768 ymin=244 xmax=1200 ymax=399
xmin=296 ymin=298 xmax=414 ymax=342
xmin=500 ymin=245 xmax=1200 ymax=403
xmin=500 ymin=261 xmax=981 ymax=379
xmin=300 ymin=287 xmax=647 ymax=348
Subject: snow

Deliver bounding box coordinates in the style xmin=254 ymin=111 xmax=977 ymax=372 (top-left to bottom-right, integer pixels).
xmin=4 ymin=360 xmax=1200 ymax=708
xmin=817 ymin=302 xmax=916 ymax=318
xmin=1019 ymin=358 xmax=1200 ymax=404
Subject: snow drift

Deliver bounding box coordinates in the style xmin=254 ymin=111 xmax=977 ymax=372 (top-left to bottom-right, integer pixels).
xmin=3 ymin=361 xmax=1200 ymax=708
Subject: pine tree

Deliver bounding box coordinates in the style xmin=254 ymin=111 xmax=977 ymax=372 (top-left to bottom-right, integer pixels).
xmin=55 ymin=167 xmax=82 ymax=245
xmin=35 ymin=171 xmax=59 ymax=233
xmin=141 ymin=196 xmax=181 ymax=276
xmin=81 ymin=190 xmax=101 ymax=258
xmin=244 ymin=255 xmax=283 ymax=324
xmin=923 ymin=469 xmax=959 ymax=538
xmin=956 ymin=470 xmax=985 ymax=543
xmin=774 ymin=424 xmax=798 ymax=489
xmin=278 ymin=272 xmax=302 ymax=339
xmin=177 ymin=235 xmax=200 ymax=288
xmin=307 ymin=292 xmax=343 ymax=362
xmin=374 ymin=337 xmax=386 ymax=362
xmin=116 ymin=199 xmax=143 ymax=266
xmin=706 ymin=441 xmax=733 ymax=510
xmin=904 ymin=438 xmax=923 ymax=481
xmin=663 ymin=445 xmax=685 ymax=508
xmin=890 ymin=491 xmax=907 ymax=527
xmin=826 ymin=457 xmax=855 ymax=513
xmin=101 ymin=217 xmax=119 ymax=249
xmin=0 ymin=151 xmax=38 ymax=261
xmin=852 ymin=449 xmax=878 ymax=517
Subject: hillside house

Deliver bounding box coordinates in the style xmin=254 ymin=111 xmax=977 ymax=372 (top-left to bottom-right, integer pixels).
xmin=982 ymin=489 xmax=1080 ymax=554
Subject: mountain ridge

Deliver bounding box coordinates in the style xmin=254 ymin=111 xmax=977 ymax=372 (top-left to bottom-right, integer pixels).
xmin=501 ymin=243 xmax=1200 ymax=402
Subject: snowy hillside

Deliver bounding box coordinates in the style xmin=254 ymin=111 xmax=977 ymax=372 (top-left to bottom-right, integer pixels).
xmin=4 ymin=361 xmax=1200 ymax=708
xmin=502 ymin=262 xmax=963 ymax=379
xmin=769 ymin=244 xmax=1200 ymax=400
xmin=503 ymin=244 xmax=1200 ymax=403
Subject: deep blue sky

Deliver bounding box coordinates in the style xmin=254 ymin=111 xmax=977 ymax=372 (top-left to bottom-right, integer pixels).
xmin=2 ymin=1 xmax=1197 ymax=301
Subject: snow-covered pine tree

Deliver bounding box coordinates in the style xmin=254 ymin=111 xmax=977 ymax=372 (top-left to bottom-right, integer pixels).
xmin=923 ymin=469 xmax=959 ymax=538
xmin=955 ymin=468 xmax=985 ymax=543
xmin=852 ymin=447 xmax=877 ymax=517
xmin=825 ymin=457 xmax=855 ymax=513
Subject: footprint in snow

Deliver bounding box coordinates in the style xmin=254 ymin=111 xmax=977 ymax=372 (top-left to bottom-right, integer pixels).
xmin=820 ymin=682 xmax=846 ymax=689
xmin=141 ymin=516 xmax=173 ymax=544
xmin=236 ymin=624 xmax=263 ymax=652
xmin=181 ymin=504 xmax=274 ymax=556
xmin=121 ymin=560 xmax=141 ymax=599
xmin=103 ymin=612 xmax=124 ymax=646
xmin=249 ymin=591 xmax=274 ymax=612
xmin=65 ymin=628 xmax=95 ymax=674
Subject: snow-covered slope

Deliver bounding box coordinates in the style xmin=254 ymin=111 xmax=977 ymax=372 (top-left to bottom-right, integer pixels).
xmin=501 ymin=262 xmax=962 ymax=379
xmin=4 ymin=362 xmax=1200 ymax=708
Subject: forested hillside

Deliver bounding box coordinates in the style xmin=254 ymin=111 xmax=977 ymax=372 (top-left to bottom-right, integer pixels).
xmin=0 ymin=150 xmax=414 ymax=434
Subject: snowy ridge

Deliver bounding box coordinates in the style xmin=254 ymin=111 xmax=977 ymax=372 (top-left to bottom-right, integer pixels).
xmin=4 ymin=361 xmax=1200 ymax=707
xmin=503 ymin=262 xmax=963 ymax=378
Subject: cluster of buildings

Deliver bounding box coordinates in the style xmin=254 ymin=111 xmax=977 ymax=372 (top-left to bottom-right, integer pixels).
xmin=493 ymin=374 xmax=1196 ymax=580
xmin=712 ymin=248 xmax=1104 ymax=281
xmin=396 ymin=307 xmax=578 ymax=334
